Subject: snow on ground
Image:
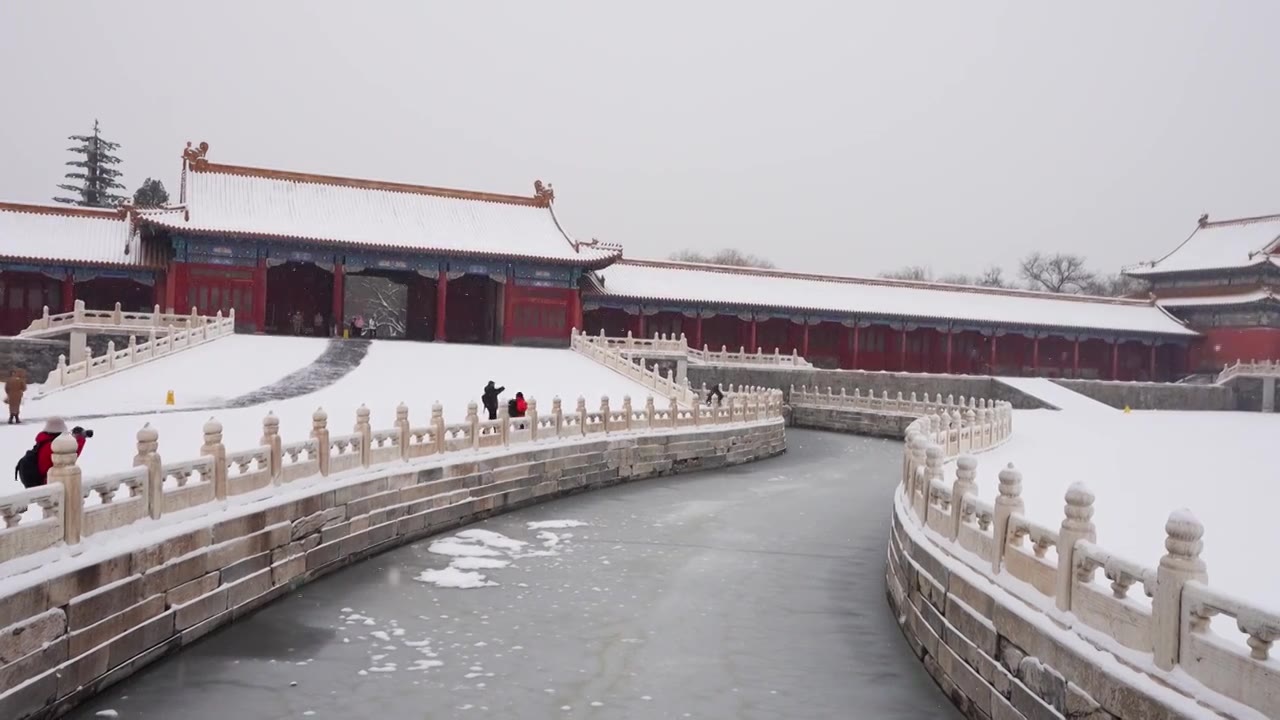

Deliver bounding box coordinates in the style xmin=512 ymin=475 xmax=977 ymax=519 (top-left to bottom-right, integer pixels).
xmin=995 ymin=376 xmax=1115 ymax=413
xmin=414 ymin=522 xmax=588 ymax=589
xmin=0 ymin=341 xmax=656 ymax=477
xmin=27 ymin=335 xmax=328 ymax=416
xmin=961 ymin=405 xmax=1280 ymax=610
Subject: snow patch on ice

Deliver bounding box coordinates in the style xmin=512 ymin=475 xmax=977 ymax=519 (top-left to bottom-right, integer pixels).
xmin=414 ymin=567 xmax=497 ymax=589
xmin=455 ymin=528 xmax=527 ymax=551
xmin=526 ymin=520 xmax=588 ymax=529
xmin=448 ymin=557 xmax=511 ymax=570
xmin=428 ymin=540 xmax=503 ymax=558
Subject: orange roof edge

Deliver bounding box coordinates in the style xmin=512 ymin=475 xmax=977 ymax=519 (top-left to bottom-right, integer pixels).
xmin=614 ymin=258 xmax=1157 ymax=308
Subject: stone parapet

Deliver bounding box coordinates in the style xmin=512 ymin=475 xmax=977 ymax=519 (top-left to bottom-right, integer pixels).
xmin=0 ymin=418 xmax=785 ymax=720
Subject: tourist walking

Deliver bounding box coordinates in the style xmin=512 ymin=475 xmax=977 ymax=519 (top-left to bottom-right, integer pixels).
xmin=481 ymin=381 xmax=505 ymax=421
xmin=5 ymin=369 xmax=25 ymax=424
xmin=706 ymin=382 xmax=724 ymax=406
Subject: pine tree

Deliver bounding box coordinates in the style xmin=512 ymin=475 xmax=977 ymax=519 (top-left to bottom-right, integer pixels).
xmin=54 ymin=120 xmax=126 ymax=207
xmin=132 ymin=178 xmax=170 ymax=208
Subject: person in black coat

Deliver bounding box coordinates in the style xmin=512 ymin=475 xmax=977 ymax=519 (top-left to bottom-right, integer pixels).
xmin=481 ymin=381 xmax=505 ymax=420
xmin=706 ymin=383 xmax=724 ymax=405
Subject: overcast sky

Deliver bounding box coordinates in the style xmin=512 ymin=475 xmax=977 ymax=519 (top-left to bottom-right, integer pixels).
xmin=2 ymin=1 xmax=1278 ymax=279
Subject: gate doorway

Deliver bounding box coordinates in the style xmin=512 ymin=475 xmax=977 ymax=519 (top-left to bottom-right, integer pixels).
xmin=266 ymin=261 xmax=334 ymax=336
xmin=446 ymin=274 xmax=501 ymax=345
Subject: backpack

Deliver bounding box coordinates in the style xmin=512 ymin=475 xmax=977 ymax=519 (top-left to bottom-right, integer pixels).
xmin=507 ymin=399 xmax=519 ymax=417
xmin=14 ymin=437 xmax=52 ymax=489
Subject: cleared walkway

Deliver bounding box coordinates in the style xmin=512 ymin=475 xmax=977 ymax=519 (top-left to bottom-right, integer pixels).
xmin=64 ymin=429 xmax=960 ymax=720
xmin=995 ymin=376 xmax=1114 ymax=412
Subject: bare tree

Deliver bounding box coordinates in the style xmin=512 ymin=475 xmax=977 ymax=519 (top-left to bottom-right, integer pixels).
xmin=1082 ymin=273 xmax=1148 ymax=298
xmin=670 ymin=248 xmax=775 ymax=268
xmin=1018 ymin=252 xmax=1095 ymax=293
xmin=880 ymin=265 xmax=933 ymax=281
xmin=345 ymin=276 xmax=407 ymax=337
xmin=975 ymin=265 xmax=1010 ymax=288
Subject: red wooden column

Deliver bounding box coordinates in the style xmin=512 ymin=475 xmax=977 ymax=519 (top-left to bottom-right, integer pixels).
xmin=163 ymin=261 xmax=178 ymax=313
xmin=945 ymin=328 xmax=954 ymax=374
xmin=1110 ymin=340 xmax=1120 ymax=380
xmin=899 ymin=327 xmax=908 ymax=371
xmin=332 ymin=263 xmax=346 ymax=337
xmin=1148 ymin=342 xmax=1158 ymax=381
xmin=1032 ymin=336 xmax=1041 ymax=376
xmin=692 ymin=314 xmax=703 ymax=349
xmin=569 ymin=289 xmax=583 ymax=336
xmin=851 ymin=324 xmax=861 ymax=370
xmin=253 ymin=257 xmax=268 ymax=333
xmin=989 ymin=334 xmax=998 ymax=374
xmin=1072 ymin=337 xmax=1080 ymax=378
xmin=634 ymin=309 xmax=645 ymax=339
xmin=747 ymin=317 xmax=758 ymax=351
xmin=434 ymin=270 xmax=447 ymax=341
xmin=60 ymin=273 xmax=74 ymax=313
xmin=801 ymin=320 xmax=810 ymax=357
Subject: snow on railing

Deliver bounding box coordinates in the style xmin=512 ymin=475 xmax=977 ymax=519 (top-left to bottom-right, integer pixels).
xmin=21 ymin=300 xmax=219 ymax=337
xmin=570 ymin=329 xmax=698 ymax=406
xmin=38 ymin=305 xmax=237 ymax=393
xmin=573 ymin=329 xmax=814 ymax=368
xmin=1217 ymin=359 xmax=1280 ymax=383
xmin=896 ymin=407 xmax=1280 ymax=718
xmin=0 ymin=388 xmax=784 ymax=569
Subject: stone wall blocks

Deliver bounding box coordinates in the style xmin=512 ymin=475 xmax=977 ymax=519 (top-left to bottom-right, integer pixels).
xmin=946 ymin=595 xmax=999 ymax=657
xmin=0 ymin=635 xmax=66 ymax=699
xmin=1 ymin=667 xmax=58 ymax=720
xmin=129 ymin=527 xmax=211 ymax=576
xmin=0 ymin=608 xmax=66 ymax=666
xmin=224 ymin=568 xmax=272 ymax=611
xmin=165 ymin=572 xmax=220 ymax=610
xmin=141 ymin=550 xmax=209 ymax=598
xmin=173 ymin=587 xmax=227 ymax=632
xmin=290 ymin=511 xmax=328 ymax=541
xmin=67 ymin=576 xmax=144 ymax=632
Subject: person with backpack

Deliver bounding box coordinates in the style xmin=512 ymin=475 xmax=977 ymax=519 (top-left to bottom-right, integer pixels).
xmin=15 ymin=418 xmax=91 ymax=488
xmin=5 ymin=368 xmax=26 ymax=424
xmin=514 ymin=392 xmax=528 ymax=417
xmin=481 ymin=381 xmax=505 ymax=421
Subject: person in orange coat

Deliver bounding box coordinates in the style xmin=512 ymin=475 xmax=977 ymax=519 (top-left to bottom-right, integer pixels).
xmin=5 ymin=369 xmax=26 ymax=424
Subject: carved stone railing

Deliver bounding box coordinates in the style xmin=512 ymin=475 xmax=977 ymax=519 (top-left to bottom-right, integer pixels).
xmin=1217 ymin=359 xmax=1280 ymax=383
xmin=0 ymin=388 xmax=784 ymax=569
xmin=573 ymin=329 xmax=813 ymax=368
xmin=21 ymin=300 xmax=224 ymax=338
xmin=37 ymin=305 xmax=237 ymax=393
xmin=570 ymin=329 xmax=699 ymax=406
xmin=897 ymin=415 xmax=1280 ymax=718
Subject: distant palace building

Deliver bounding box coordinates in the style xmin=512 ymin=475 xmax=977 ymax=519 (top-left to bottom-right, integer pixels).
xmin=0 ymin=142 xmax=1201 ymax=380
xmin=1126 ymin=213 xmax=1280 ymax=371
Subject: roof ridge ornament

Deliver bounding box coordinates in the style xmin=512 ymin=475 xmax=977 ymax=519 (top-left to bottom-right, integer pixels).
xmin=533 ymin=179 xmax=555 ymax=206
xmin=183 ymin=141 xmax=210 ymax=170
xmin=1198 ymin=213 xmax=1209 ymax=227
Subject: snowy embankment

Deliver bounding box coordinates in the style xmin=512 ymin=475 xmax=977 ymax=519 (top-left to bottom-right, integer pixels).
xmin=30 ymin=335 xmax=329 ymax=415
xmin=994 ymin=376 xmax=1115 ymax=412
xmin=0 ymin=341 xmax=657 ymax=478
xmin=961 ymin=402 xmax=1280 ymax=613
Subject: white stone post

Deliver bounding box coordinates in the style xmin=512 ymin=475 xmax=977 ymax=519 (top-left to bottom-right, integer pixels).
xmin=355 ymin=405 xmax=372 ymax=466
xmin=431 ymin=402 xmax=445 ymax=453
xmin=134 ymin=424 xmax=162 ymax=520
xmin=70 ymin=331 xmax=87 ymax=365
xmin=73 ymin=298 xmax=86 ymax=324
xmin=552 ymin=397 xmax=563 ymax=437
xmin=467 ymin=402 xmax=480 ymax=450
xmin=1153 ymin=510 xmax=1207 ymax=671
xmin=1056 ymin=482 xmax=1096 ymax=612
xmin=600 ymin=396 xmax=611 ymax=433
xmin=645 ymin=396 xmax=656 ymax=428
xmin=692 ymin=399 xmax=701 ymax=426
xmin=105 ymin=340 xmax=116 ymax=370
xmin=669 ymin=396 xmax=679 ymax=428
xmin=127 ymin=334 xmax=137 ymax=364
xmin=622 ymin=396 xmax=633 ymax=431
xmin=49 ymin=434 xmax=83 ymax=545
xmin=395 ymin=402 xmax=410 ymax=460
xmin=950 ymin=455 xmax=978 ymax=541
xmin=202 ymin=418 xmax=229 ymax=498
xmin=922 ymin=444 xmax=944 ymax=523
xmin=528 ymin=398 xmax=539 ymax=441
xmin=310 ymin=408 xmax=330 ymax=477
xmin=576 ymin=396 xmax=587 ymax=436
xmin=907 ymin=432 xmax=928 ymax=496
xmin=262 ymin=412 xmax=283 ymax=482
xmin=499 ymin=404 xmax=511 ymax=447
xmin=992 ymin=463 xmax=1024 ymax=574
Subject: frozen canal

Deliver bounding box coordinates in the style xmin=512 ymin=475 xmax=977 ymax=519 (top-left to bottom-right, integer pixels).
xmin=67 ymin=429 xmax=960 ymax=720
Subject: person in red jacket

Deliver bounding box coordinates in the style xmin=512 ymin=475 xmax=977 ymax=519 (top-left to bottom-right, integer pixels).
xmin=514 ymin=392 xmax=528 ymax=417
xmin=35 ymin=417 xmax=89 ymax=483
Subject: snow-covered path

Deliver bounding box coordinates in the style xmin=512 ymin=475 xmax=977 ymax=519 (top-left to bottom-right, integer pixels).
xmin=995 ymin=376 xmax=1114 ymax=413
xmin=62 ymin=430 xmax=960 ymax=720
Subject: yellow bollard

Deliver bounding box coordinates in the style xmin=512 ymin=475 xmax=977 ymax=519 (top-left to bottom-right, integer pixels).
xmin=166 ymin=390 xmax=175 ymax=406
xmin=1123 ymin=405 xmax=1131 ymax=414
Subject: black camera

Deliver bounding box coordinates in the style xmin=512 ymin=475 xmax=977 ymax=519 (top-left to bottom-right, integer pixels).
xmin=72 ymin=426 xmax=94 ymax=438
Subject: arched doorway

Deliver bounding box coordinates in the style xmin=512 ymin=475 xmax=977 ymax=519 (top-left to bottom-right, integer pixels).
xmin=266 ymin=262 xmax=334 ymax=336
xmin=446 ymin=274 xmax=501 ymax=345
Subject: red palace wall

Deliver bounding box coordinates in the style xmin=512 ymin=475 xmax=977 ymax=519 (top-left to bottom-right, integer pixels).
xmin=503 ymin=282 xmax=576 ymax=347
xmin=169 ymin=262 xmax=260 ymax=332
xmin=1193 ymin=327 xmax=1280 ymax=371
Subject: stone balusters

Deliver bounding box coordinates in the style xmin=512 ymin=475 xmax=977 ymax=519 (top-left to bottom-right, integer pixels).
xmin=622 ymin=396 xmax=633 ymax=431
xmin=310 ymin=408 xmax=330 ymax=477
xmin=355 ymin=405 xmax=372 ymax=465
xmin=669 ymin=396 xmax=679 ymax=428
xmin=395 ymin=402 xmax=410 ymax=459
xmin=262 ymin=412 xmax=282 ymax=482
xmin=202 ymin=418 xmax=229 ymax=499
xmin=551 ymin=397 xmax=563 ymax=437
xmin=1153 ymin=510 xmax=1207 ymax=671
xmin=498 ymin=403 xmax=510 ymax=446
xmin=48 ymin=433 xmax=83 ymax=544
xmin=576 ymin=396 xmax=588 ymax=436
xmin=431 ymin=402 xmax=445 ymax=453
xmin=600 ymin=396 xmax=611 ymax=433
xmin=950 ymin=455 xmax=978 ymax=541
xmin=922 ymin=444 xmax=944 ymax=522
xmin=527 ymin=398 xmax=539 ymax=441
xmin=1056 ymin=483 xmax=1096 ymax=612
xmin=467 ymin=402 xmax=480 ymax=449
xmin=134 ymin=424 xmax=162 ymax=520
xmin=992 ymin=463 xmax=1024 ymax=574
xmin=645 ymin=396 xmax=656 ymax=427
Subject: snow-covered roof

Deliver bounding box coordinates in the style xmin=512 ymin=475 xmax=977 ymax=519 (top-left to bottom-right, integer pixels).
xmin=1156 ymin=289 xmax=1277 ymax=308
xmin=1125 ymin=214 xmax=1280 ymax=277
xmin=137 ymin=150 xmax=620 ymax=268
xmin=589 ymin=260 xmax=1197 ymax=337
xmin=0 ymin=202 xmax=162 ymax=268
